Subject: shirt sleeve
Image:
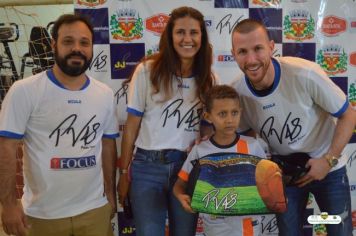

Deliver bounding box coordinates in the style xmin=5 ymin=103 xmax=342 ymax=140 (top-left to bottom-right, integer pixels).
xmin=103 ymin=89 xmax=120 ymax=139
xmin=305 ymin=62 xmax=348 ymax=117
xmin=127 ymin=62 xmax=148 ymax=117
xmin=178 ymin=145 xmax=199 ymax=182
xmin=0 ymin=81 xmax=33 ymax=139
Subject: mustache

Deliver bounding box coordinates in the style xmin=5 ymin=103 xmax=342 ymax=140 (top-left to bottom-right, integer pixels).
xmin=65 ymin=51 xmax=87 ymax=61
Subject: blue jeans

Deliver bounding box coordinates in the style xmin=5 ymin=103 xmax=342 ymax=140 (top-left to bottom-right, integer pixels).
xmin=276 ymin=166 xmax=352 ymax=236
xmin=129 ymin=148 xmax=198 ymax=236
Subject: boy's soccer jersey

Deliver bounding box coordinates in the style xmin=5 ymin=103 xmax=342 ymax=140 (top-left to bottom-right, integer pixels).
xmin=0 ymin=70 xmax=119 ymax=219
xmin=232 ymin=57 xmax=348 ymax=169
xmin=127 ymin=61 xmax=203 ymax=151
xmin=178 ymin=134 xmax=266 ymax=236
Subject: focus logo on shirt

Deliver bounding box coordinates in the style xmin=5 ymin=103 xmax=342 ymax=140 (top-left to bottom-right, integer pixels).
xmin=50 ymin=156 xmax=96 ymax=169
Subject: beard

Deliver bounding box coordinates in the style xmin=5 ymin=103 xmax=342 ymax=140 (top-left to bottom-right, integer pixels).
xmin=54 ymin=49 xmax=92 ymax=77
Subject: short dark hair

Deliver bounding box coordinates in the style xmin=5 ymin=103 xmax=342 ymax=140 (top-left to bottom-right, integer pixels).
xmin=51 ymin=13 xmax=94 ymax=42
xmin=205 ymin=85 xmax=240 ymax=112
xmin=232 ymin=18 xmax=269 ymax=38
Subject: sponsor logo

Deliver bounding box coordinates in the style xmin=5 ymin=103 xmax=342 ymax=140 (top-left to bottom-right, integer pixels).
xmin=50 ymin=156 xmax=96 ymax=169
xmin=317 ymin=44 xmax=347 ymax=75
xmin=77 ymin=0 xmax=106 ymax=7
xmin=177 ymin=83 xmax=190 ymax=89
xmin=321 ymin=15 xmax=347 ymax=36
xmin=67 ymin=99 xmax=81 ymax=104
xmin=350 ymin=52 xmax=356 ymax=66
xmin=284 ymin=10 xmax=315 ymax=41
xmin=252 ymin=0 xmax=281 ymax=7
xmin=217 ymin=54 xmax=234 ymax=62
xmin=352 ymin=211 xmax=356 ymax=227
xmin=110 ymin=9 xmax=143 ymax=41
xmin=145 ymin=13 xmax=169 ymax=36
xmin=110 ymin=43 xmax=145 ymax=79
xmin=262 ymin=103 xmax=275 ymax=110
xmin=89 ymin=49 xmax=108 ymax=72
xmin=349 ymin=17 xmax=356 ymax=33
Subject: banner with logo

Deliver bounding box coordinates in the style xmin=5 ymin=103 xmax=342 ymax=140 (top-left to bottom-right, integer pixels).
xmin=74 ymin=0 xmax=356 ymax=235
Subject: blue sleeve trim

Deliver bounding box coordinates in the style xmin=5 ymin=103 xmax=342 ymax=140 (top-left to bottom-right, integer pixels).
xmin=0 ymin=131 xmax=24 ymax=139
xmin=103 ymin=133 xmax=120 ymax=139
xmin=200 ymin=119 xmax=212 ymax=126
xmin=127 ymin=107 xmax=144 ymax=117
xmin=331 ymin=100 xmax=349 ymax=118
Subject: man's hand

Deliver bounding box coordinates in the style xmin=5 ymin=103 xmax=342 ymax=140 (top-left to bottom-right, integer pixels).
xmin=294 ymin=158 xmax=331 ymax=187
xmin=1 ymin=204 xmax=29 ymax=236
xmin=176 ymin=194 xmax=195 ymax=213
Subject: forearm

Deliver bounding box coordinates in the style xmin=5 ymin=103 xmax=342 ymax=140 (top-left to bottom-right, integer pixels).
xmin=173 ymin=178 xmax=187 ymax=197
xmin=102 ymin=138 xmax=117 ymax=196
xmin=120 ymin=114 xmax=141 ymax=169
xmin=0 ymin=137 xmax=20 ymax=206
xmin=328 ymin=106 xmax=356 ymax=157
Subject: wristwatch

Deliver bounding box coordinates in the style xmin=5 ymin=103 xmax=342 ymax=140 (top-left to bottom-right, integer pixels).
xmin=324 ymin=153 xmax=339 ymax=168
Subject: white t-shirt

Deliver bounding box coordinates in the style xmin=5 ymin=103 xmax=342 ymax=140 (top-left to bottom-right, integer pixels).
xmin=178 ymin=135 xmax=266 ymax=236
xmin=232 ymin=57 xmax=348 ymax=170
xmin=127 ymin=61 xmax=204 ymax=151
xmin=0 ymin=70 xmax=119 ymax=219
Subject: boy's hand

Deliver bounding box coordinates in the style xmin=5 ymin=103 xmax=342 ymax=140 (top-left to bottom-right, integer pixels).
xmin=176 ymin=194 xmax=195 ymax=213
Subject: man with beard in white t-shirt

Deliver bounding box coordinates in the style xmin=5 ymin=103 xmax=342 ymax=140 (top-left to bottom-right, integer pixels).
xmin=0 ymin=14 xmax=119 ymax=236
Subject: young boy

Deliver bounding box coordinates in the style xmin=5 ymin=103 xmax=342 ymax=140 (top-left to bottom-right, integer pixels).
xmin=173 ymin=85 xmax=266 ymax=236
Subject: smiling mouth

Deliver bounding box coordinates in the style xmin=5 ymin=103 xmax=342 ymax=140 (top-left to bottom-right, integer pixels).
xmin=246 ymin=64 xmax=262 ymax=72
xmin=182 ymin=45 xmax=193 ymax=49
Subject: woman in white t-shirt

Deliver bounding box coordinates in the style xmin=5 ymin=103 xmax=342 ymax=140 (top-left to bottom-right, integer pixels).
xmin=117 ymin=6 xmax=217 ymax=236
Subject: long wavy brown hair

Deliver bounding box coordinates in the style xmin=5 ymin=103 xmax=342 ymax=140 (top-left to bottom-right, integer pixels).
xmin=140 ymin=6 xmax=215 ymax=102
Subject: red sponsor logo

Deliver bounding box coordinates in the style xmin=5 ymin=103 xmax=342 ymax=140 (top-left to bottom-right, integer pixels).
xmin=352 ymin=211 xmax=356 ymax=227
xmin=145 ymin=13 xmax=170 ymax=36
xmin=350 ymin=52 xmax=356 ymax=66
xmin=321 ymin=15 xmax=347 ymax=36
xmin=351 ymin=21 xmax=356 ymax=28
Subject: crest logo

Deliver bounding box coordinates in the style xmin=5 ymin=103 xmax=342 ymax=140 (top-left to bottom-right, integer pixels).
xmin=317 ymin=44 xmax=347 ymax=75
xmin=252 ymin=0 xmax=281 ymax=7
xmin=145 ymin=13 xmax=169 ymax=36
xmin=321 ymin=15 xmax=347 ymax=36
xmin=283 ymin=10 xmax=315 ymax=41
xmin=77 ymin=0 xmax=106 ymax=7
xmin=110 ymin=9 xmax=143 ymax=41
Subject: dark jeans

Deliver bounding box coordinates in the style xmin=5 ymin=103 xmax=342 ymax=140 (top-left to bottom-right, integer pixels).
xmin=276 ymin=166 xmax=352 ymax=236
xmin=130 ymin=148 xmax=198 ymax=236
